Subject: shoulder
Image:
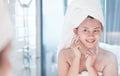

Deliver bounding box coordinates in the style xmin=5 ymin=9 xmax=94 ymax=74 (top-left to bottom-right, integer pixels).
xmin=58 ymin=48 xmax=72 ymax=58
xmin=58 ymin=48 xmax=74 ymax=62
xmin=100 ymin=48 xmax=118 ymax=75
xmin=100 ymin=48 xmax=117 ymax=65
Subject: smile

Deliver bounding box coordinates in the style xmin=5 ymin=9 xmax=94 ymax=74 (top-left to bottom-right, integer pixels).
xmin=86 ymin=39 xmax=95 ymax=43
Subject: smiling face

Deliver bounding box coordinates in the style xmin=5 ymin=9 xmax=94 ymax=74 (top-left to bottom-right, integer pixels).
xmin=73 ymin=16 xmax=103 ymax=49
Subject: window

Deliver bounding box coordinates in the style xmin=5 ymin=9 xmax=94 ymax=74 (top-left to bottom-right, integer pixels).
xmin=8 ymin=0 xmax=37 ymax=76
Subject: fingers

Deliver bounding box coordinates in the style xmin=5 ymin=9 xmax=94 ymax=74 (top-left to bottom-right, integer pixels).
xmin=71 ymin=36 xmax=82 ymax=57
xmin=71 ymin=37 xmax=75 ymax=48
xmin=86 ymin=48 xmax=97 ymax=58
xmin=71 ymin=36 xmax=80 ymax=48
xmin=89 ymin=46 xmax=99 ymax=55
xmin=87 ymin=50 xmax=96 ymax=56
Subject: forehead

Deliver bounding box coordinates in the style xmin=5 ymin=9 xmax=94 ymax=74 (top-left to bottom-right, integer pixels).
xmin=78 ymin=17 xmax=101 ymax=29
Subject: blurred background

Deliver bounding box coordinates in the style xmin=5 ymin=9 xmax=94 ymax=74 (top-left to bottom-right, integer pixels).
xmin=4 ymin=0 xmax=120 ymax=76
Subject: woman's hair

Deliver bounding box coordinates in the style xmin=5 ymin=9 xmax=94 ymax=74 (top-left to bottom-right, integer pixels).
xmin=87 ymin=15 xmax=103 ymax=30
xmin=75 ymin=15 xmax=103 ymax=31
xmin=87 ymin=15 xmax=94 ymax=19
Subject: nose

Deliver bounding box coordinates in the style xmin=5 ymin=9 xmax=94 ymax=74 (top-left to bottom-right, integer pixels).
xmin=88 ymin=31 xmax=94 ymax=37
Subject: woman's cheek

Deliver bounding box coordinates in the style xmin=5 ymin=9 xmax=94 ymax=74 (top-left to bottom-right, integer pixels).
xmin=95 ymin=34 xmax=101 ymax=41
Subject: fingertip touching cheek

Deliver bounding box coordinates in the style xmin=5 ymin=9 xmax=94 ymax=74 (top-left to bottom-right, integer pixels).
xmin=74 ymin=16 xmax=103 ymax=49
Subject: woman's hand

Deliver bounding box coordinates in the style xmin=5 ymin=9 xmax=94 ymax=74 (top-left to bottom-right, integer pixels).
xmin=71 ymin=36 xmax=82 ymax=58
xmin=85 ymin=47 xmax=98 ymax=69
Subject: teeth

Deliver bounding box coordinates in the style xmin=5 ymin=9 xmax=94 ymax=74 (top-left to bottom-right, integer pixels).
xmin=86 ymin=40 xmax=95 ymax=43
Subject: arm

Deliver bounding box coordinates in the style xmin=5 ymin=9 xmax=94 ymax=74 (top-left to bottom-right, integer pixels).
xmin=103 ymin=53 xmax=118 ymax=76
xmin=67 ymin=56 xmax=81 ymax=76
xmin=58 ymin=49 xmax=81 ymax=76
xmin=0 ymin=42 xmax=12 ymax=76
xmin=85 ymin=48 xmax=99 ymax=76
xmin=58 ymin=36 xmax=84 ymax=76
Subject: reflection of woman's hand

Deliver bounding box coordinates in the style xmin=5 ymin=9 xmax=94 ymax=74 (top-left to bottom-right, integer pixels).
xmin=85 ymin=47 xmax=98 ymax=69
xmin=71 ymin=36 xmax=81 ymax=58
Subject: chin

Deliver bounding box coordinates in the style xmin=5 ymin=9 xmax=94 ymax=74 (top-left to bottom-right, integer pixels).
xmin=84 ymin=43 xmax=97 ymax=49
xmin=86 ymin=45 xmax=95 ymax=49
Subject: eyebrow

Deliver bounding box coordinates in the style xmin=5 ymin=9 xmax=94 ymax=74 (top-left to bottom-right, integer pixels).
xmin=82 ymin=27 xmax=101 ymax=29
xmin=83 ymin=27 xmax=100 ymax=29
xmin=94 ymin=27 xmax=101 ymax=29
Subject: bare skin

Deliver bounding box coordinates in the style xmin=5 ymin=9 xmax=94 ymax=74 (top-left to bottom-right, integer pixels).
xmin=58 ymin=17 xmax=118 ymax=76
xmin=0 ymin=42 xmax=12 ymax=76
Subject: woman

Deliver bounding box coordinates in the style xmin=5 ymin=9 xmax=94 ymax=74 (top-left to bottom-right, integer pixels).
xmin=58 ymin=0 xmax=118 ymax=76
xmin=0 ymin=0 xmax=14 ymax=76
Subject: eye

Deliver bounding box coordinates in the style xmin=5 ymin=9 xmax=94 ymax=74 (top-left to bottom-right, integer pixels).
xmin=93 ymin=29 xmax=100 ymax=33
xmin=83 ymin=29 xmax=87 ymax=32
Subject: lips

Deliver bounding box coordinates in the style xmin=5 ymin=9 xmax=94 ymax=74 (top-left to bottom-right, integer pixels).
xmin=86 ymin=39 xmax=95 ymax=43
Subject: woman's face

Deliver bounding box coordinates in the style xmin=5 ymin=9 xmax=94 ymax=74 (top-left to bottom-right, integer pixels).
xmin=74 ymin=17 xmax=103 ymax=49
